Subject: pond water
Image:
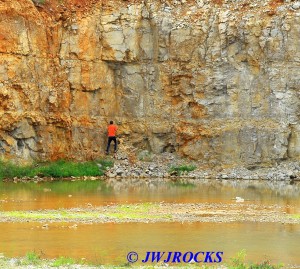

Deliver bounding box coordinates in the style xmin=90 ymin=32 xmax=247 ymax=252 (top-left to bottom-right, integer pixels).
xmin=0 ymin=179 xmax=299 ymax=212
xmin=0 ymin=222 xmax=299 ymax=265
xmin=0 ymin=178 xmax=299 ymax=266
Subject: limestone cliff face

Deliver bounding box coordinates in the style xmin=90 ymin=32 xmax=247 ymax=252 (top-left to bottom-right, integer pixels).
xmin=0 ymin=0 xmax=300 ymax=166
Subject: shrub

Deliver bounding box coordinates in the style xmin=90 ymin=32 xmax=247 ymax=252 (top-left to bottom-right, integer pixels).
xmin=52 ymin=256 xmax=75 ymax=267
xmin=23 ymin=252 xmax=40 ymax=265
xmin=229 ymin=249 xmax=247 ymax=269
xmin=169 ymin=164 xmax=196 ymax=176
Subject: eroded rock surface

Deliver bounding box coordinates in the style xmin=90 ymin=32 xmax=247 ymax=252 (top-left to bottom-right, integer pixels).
xmin=0 ymin=0 xmax=299 ymax=166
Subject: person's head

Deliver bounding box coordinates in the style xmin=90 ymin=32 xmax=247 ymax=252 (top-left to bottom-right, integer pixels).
xmin=110 ymin=120 xmax=113 ymax=124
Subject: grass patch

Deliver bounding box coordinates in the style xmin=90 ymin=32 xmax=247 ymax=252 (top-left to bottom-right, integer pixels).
xmin=22 ymin=251 xmax=41 ymax=265
xmin=291 ymin=214 xmax=300 ymax=219
xmin=1 ymin=210 xmax=100 ymax=220
xmin=105 ymin=209 xmax=172 ymax=220
xmin=104 ymin=203 xmax=170 ymax=220
xmin=0 ymin=209 xmax=163 ymax=221
xmin=52 ymin=256 xmax=75 ymax=267
xmin=0 ymin=161 xmax=33 ymax=179
xmin=0 ymin=203 xmax=170 ymax=222
xmin=0 ymin=251 xmax=286 ymax=268
xmin=169 ymin=164 xmax=196 ymax=176
xmin=227 ymin=250 xmax=284 ymax=269
xmin=0 ymin=159 xmax=113 ymax=180
xmin=229 ymin=249 xmax=247 ymax=269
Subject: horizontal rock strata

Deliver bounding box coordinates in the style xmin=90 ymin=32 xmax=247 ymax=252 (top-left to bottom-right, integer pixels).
xmin=0 ymin=0 xmax=299 ymax=166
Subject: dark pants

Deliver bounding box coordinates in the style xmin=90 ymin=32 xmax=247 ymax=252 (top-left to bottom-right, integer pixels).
xmin=106 ymin=136 xmax=117 ymax=153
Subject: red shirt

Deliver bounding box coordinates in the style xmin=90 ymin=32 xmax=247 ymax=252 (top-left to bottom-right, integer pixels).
xmin=108 ymin=124 xmax=117 ymax=137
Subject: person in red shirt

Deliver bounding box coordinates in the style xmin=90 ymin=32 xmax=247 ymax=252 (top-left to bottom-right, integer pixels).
xmin=105 ymin=121 xmax=118 ymax=154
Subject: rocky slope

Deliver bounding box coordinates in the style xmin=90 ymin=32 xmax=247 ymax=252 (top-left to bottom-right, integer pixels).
xmin=0 ymin=0 xmax=299 ymax=166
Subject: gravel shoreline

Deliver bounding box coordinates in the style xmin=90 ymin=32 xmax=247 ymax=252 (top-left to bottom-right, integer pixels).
xmin=104 ymin=152 xmax=300 ymax=182
xmin=0 ymin=202 xmax=299 ymax=225
xmin=3 ymin=152 xmax=300 ymax=183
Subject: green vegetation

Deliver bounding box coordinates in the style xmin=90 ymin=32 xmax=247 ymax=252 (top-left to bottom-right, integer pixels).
xmin=0 ymin=203 xmax=172 ymax=221
xmin=0 ymin=251 xmax=286 ymax=268
xmin=22 ymin=251 xmax=41 ymax=265
xmin=169 ymin=164 xmax=196 ymax=176
xmin=32 ymin=0 xmax=46 ymax=5
xmin=0 ymin=159 xmax=113 ymax=180
xmin=105 ymin=203 xmax=172 ymax=220
xmin=1 ymin=210 xmax=100 ymax=220
xmin=229 ymin=249 xmax=247 ymax=269
xmin=105 ymin=212 xmax=164 ymax=220
xmin=112 ymin=203 xmax=173 ymax=220
xmin=227 ymin=250 xmax=283 ymax=269
xmin=0 ymin=161 xmax=33 ymax=179
xmin=17 ymin=253 xmax=77 ymax=267
xmin=52 ymin=256 xmax=75 ymax=267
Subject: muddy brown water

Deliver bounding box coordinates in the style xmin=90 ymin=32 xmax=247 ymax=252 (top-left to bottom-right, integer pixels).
xmin=0 ymin=179 xmax=299 ymax=266
xmin=0 ymin=179 xmax=299 ymax=213
xmin=0 ymin=222 xmax=299 ymax=265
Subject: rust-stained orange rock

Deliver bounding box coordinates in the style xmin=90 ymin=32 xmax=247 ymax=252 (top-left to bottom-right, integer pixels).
xmin=0 ymin=0 xmax=299 ymax=166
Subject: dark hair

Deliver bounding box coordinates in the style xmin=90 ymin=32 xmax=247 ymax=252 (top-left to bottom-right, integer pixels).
xmin=110 ymin=121 xmax=113 ymax=124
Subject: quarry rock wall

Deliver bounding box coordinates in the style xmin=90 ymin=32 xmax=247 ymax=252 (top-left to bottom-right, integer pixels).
xmin=0 ymin=0 xmax=299 ymax=166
